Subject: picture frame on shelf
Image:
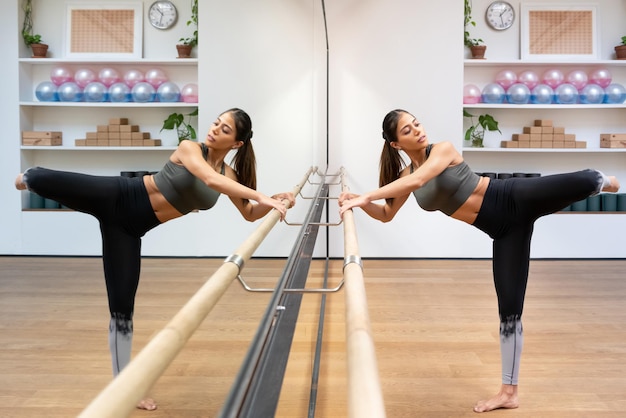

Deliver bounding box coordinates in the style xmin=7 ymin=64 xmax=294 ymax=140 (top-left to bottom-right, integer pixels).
xmin=520 ymin=3 xmax=599 ymax=61
xmin=64 ymin=2 xmax=143 ymax=59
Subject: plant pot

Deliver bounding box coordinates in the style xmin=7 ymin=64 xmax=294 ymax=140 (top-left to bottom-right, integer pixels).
xmin=30 ymin=43 xmax=48 ymax=58
xmin=470 ymin=45 xmax=486 ymax=59
xmin=615 ymin=45 xmax=626 ymax=60
xmin=176 ymin=44 xmax=193 ymax=59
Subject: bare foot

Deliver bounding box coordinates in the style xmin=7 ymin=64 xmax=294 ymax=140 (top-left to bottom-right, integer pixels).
xmin=603 ymin=176 xmax=620 ymax=193
xmin=473 ymin=384 xmax=518 ymax=413
xmin=15 ymin=174 xmax=27 ymax=190
xmin=137 ymin=398 xmax=157 ymax=411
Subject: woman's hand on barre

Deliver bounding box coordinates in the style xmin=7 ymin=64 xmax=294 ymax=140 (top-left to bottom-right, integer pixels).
xmin=272 ymin=192 xmax=296 ymax=209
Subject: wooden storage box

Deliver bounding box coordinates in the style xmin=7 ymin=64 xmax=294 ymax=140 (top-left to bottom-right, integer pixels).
xmin=600 ymin=134 xmax=626 ymax=148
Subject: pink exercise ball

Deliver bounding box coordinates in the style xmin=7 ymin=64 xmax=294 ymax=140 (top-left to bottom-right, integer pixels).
xmin=589 ymin=68 xmax=612 ymax=88
xmin=145 ymin=68 xmax=169 ymax=88
xmin=98 ymin=68 xmax=121 ymax=87
xmin=74 ymin=68 xmax=97 ymax=88
xmin=517 ymin=70 xmax=539 ymax=89
xmin=50 ymin=66 xmax=74 ymax=86
xmin=180 ymin=83 xmax=198 ymax=103
xmin=463 ymin=84 xmax=482 ymax=104
xmin=123 ymin=69 xmax=145 ymax=88
xmin=494 ymin=70 xmax=517 ymax=89
xmin=541 ymin=69 xmax=564 ymax=88
xmin=566 ymin=70 xmax=588 ymax=90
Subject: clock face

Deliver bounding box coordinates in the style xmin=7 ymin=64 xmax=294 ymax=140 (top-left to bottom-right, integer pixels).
xmin=485 ymin=1 xmax=515 ymax=31
xmin=149 ymin=1 xmax=178 ymax=30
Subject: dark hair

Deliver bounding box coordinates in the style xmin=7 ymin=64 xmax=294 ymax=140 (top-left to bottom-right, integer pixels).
xmin=379 ymin=109 xmax=409 ymax=195
xmin=224 ymin=108 xmax=257 ymax=191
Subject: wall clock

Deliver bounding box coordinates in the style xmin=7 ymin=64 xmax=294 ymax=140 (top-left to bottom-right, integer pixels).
xmin=148 ymin=1 xmax=178 ymax=30
xmin=486 ymin=1 xmax=515 ymax=31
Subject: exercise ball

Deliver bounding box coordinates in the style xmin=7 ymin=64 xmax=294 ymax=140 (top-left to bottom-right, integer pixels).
xmin=554 ymin=83 xmax=578 ymax=104
xmin=579 ymin=84 xmax=605 ymax=104
xmin=481 ymin=83 xmax=506 ymax=104
xmin=131 ymin=82 xmax=156 ymax=102
xmin=83 ymin=81 xmax=108 ymax=102
xmin=180 ymin=83 xmax=198 ymax=103
xmin=145 ymin=68 xmax=169 ymax=88
xmin=50 ymin=66 xmax=74 ymax=86
xmin=517 ymin=70 xmax=539 ymax=89
xmin=123 ymin=69 xmax=145 ymax=87
xmin=74 ymin=68 xmax=97 ymax=88
xmin=495 ymin=70 xmax=517 ymax=89
xmin=566 ymin=70 xmax=588 ymax=90
xmin=589 ymin=68 xmax=612 ymax=88
xmin=57 ymin=82 xmax=83 ymax=102
xmin=530 ymin=84 xmax=554 ymax=104
xmin=603 ymin=83 xmax=626 ymax=104
xmin=506 ymin=83 xmax=531 ymax=104
xmin=108 ymin=82 xmax=131 ymax=102
xmin=35 ymin=81 xmax=58 ymax=102
xmin=541 ymin=69 xmax=564 ymax=88
xmin=156 ymin=82 xmax=180 ymax=102
xmin=98 ymin=68 xmax=120 ymax=87
xmin=463 ymin=84 xmax=482 ymax=104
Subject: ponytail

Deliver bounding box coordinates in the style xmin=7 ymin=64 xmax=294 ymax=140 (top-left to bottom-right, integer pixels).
xmin=379 ymin=109 xmax=408 ymax=202
xmin=225 ymin=108 xmax=256 ymax=193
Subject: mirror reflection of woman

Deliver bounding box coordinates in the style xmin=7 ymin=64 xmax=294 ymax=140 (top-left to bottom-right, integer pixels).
xmin=339 ymin=109 xmax=620 ymax=413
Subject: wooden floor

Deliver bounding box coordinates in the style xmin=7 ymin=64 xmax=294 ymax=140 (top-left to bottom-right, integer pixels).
xmin=1 ymin=257 xmax=626 ymax=417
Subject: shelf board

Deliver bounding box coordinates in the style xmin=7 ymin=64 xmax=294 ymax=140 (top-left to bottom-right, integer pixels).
xmin=463 ymin=147 xmax=626 ymax=153
xmin=463 ymin=103 xmax=626 ymax=109
xmin=464 ymin=59 xmax=626 ymax=67
xmin=19 ymin=58 xmax=198 ymax=65
xmin=20 ymin=101 xmax=196 ymax=108
xmin=21 ymin=146 xmax=178 ymax=151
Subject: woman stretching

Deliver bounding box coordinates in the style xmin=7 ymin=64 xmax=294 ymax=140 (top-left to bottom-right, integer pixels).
xmin=15 ymin=108 xmax=295 ymax=411
xmin=338 ymin=109 xmax=619 ymax=413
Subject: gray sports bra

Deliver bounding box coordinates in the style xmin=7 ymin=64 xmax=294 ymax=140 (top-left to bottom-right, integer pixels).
xmin=153 ymin=143 xmax=224 ymax=215
xmin=411 ymin=144 xmax=480 ymax=216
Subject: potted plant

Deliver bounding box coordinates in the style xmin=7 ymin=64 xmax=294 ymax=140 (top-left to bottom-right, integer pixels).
xmin=463 ymin=110 xmax=501 ymax=148
xmin=21 ymin=0 xmax=48 ymax=58
xmin=161 ymin=108 xmax=198 ymax=143
xmin=464 ymin=0 xmax=486 ymax=59
xmin=177 ymin=0 xmax=198 ymax=58
xmin=615 ymin=36 xmax=626 ymax=60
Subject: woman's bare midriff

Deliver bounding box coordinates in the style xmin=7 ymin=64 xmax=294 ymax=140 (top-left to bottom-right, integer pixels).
xmin=450 ymin=176 xmax=490 ymax=225
xmin=143 ymin=175 xmax=184 ymax=223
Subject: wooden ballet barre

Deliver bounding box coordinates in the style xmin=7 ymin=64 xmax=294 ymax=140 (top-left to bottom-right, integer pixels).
xmin=341 ymin=169 xmax=387 ymax=418
xmin=78 ymin=167 xmax=314 ymax=418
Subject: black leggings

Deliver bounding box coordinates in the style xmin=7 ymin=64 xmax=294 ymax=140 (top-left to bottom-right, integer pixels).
xmin=24 ymin=167 xmax=161 ymax=320
xmin=472 ymin=169 xmax=600 ymax=321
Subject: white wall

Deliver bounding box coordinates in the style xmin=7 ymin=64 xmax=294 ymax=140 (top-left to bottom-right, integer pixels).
xmin=1 ymin=0 xmax=625 ymax=258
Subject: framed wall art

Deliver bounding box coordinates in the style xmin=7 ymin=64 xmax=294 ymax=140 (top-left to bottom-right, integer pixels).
xmin=65 ymin=2 xmax=143 ymax=59
xmin=520 ymin=3 xmax=599 ymax=61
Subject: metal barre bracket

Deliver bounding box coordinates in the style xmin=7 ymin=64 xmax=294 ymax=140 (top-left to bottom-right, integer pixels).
xmin=224 ymin=254 xmax=245 ymax=273
xmin=343 ymin=254 xmax=363 ymax=271
xmin=236 ymin=274 xmax=344 ymax=294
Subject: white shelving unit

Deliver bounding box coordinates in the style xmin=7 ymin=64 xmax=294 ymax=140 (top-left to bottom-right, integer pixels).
xmin=18 ymin=58 xmax=198 ymax=210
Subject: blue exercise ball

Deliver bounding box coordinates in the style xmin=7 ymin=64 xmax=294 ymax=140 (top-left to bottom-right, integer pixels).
xmin=603 ymin=83 xmax=626 ymax=104
xmin=57 ymin=82 xmax=83 ymax=102
xmin=530 ymin=84 xmax=554 ymax=104
xmin=579 ymin=84 xmax=605 ymax=104
xmin=554 ymin=83 xmax=578 ymax=104
xmin=83 ymin=81 xmax=108 ymax=102
xmin=481 ymin=83 xmax=506 ymax=104
xmin=108 ymin=82 xmax=131 ymax=102
xmin=156 ymin=82 xmax=181 ymax=102
xmin=506 ymin=83 xmax=531 ymax=104
xmin=131 ymin=82 xmax=156 ymax=102
xmin=35 ymin=81 xmax=58 ymax=102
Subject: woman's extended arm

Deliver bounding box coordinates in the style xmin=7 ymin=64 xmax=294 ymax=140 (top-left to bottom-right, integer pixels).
xmin=174 ymin=141 xmax=289 ymax=219
xmin=339 ymin=141 xmax=461 ymax=217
